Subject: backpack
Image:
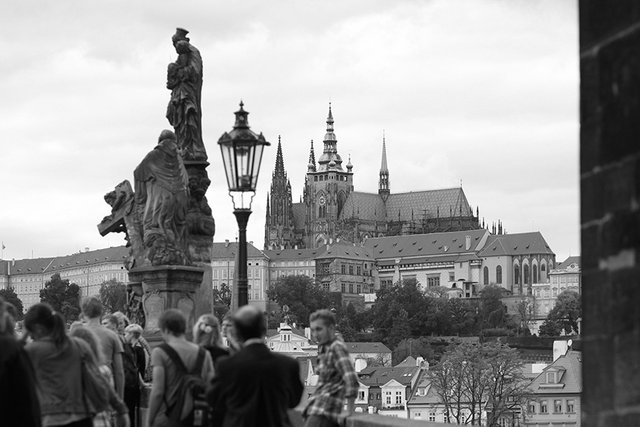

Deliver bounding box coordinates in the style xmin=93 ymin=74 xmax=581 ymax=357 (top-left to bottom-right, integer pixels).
xmin=159 ymin=344 xmax=210 ymax=427
xmin=73 ymin=338 xmax=112 ymax=416
xmin=121 ymin=339 xmax=139 ymax=390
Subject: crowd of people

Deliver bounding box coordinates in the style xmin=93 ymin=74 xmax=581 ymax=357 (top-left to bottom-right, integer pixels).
xmin=0 ymin=294 xmax=358 ymax=427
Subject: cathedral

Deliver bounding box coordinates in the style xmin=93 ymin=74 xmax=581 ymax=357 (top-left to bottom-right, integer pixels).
xmin=264 ymin=105 xmax=481 ymax=250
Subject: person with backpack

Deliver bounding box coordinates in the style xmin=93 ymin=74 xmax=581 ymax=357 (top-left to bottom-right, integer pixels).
xmin=147 ymin=309 xmax=214 ymax=427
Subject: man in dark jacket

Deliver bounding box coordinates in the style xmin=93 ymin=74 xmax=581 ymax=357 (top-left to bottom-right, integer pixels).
xmin=206 ymin=305 xmax=303 ymax=427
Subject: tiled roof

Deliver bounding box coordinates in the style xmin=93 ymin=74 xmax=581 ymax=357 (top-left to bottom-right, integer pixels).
xmin=291 ymin=202 xmax=306 ymax=230
xmin=364 ymin=229 xmax=489 ymax=260
xmin=395 ymin=356 xmax=417 ymax=367
xmin=3 ymin=246 xmax=128 ymax=276
xmin=339 ymin=192 xmax=386 ymax=222
xmin=211 ymin=242 xmax=266 ymax=260
xmin=558 ymin=256 xmax=581 ymax=269
xmin=315 ymin=243 xmax=374 ymax=261
xmin=264 ymin=246 xmax=327 ymax=261
xmin=477 ymin=232 xmax=555 ymax=257
xmin=358 ymin=366 xmax=419 ymax=387
xmin=344 ymin=342 xmax=391 ymax=354
xmin=385 ymin=188 xmax=474 ymax=222
xmin=528 ymin=350 xmax=581 ymax=395
xmin=407 ymin=372 xmax=441 ymax=405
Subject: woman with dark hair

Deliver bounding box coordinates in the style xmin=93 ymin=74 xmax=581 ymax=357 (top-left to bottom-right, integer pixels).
xmin=24 ymin=303 xmax=130 ymax=427
xmin=0 ymin=297 xmax=41 ymax=427
xmin=193 ymin=314 xmax=229 ymax=368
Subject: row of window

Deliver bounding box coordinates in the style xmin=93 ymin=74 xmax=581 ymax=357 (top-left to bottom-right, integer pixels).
xmin=529 ymin=399 xmax=575 ymax=414
xmin=340 ymin=264 xmax=368 ymax=276
xmin=340 ymin=283 xmax=368 ymax=294
xmin=313 ymin=174 xmax=348 ymax=182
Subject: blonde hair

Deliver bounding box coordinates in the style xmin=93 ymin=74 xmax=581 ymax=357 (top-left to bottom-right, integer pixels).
xmin=193 ymin=314 xmax=222 ymax=347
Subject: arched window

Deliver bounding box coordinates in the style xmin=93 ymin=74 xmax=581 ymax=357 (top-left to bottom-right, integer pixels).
xmin=533 ymin=265 xmax=538 ymax=283
xmin=541 ymin=264 xmax=546 ymax=272
xmin=496 ymin=265 xmax=502 ymax=284
xmin=514 ymin=265 xmax=520 ymax=285
xmin=483 ymin=266 xmax=489 ymax=284
xmin=524 ymin=264 xmax=530 ymax=284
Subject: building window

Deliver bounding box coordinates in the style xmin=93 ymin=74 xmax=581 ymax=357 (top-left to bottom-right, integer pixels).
xmin=341 ymin=264 xmax=346 ymax=274
xmin=449 ymin=272 xmax=455 ymax=282
xmin=357 ymin=266 xmax=361 ymax=275
xmin=546 ymin=372 xmax=557 ymax=383
xmin=323 ymin=283 xmax=330 ymax=292
xmin=524 ymin=264 xmax=530 ymax=284
xmin=341 ymin=283 xmax=346 ymax=293
xmin=554 ymin=400 xmax=562 ymax=413
xmin=427 ymin=274 xmax=440 ymax=287
xmin=357 ymin=284 xmax=361 ymax=293
xmin=429 ymin=413 xmax=436 ymax=422
xmin=395 ymin=391 xmax=402 ymax=405
xmin=358 ymin=391 xmax=365 ymax=401
xmin=483 ymin=266 xmax=489 ymax=284
xmin=540 ymin=400 xmax=548 ymax=414
xmin=386 ymin=392 xmax=391 ymax=405
xmin=567 ymin=399 xmax=575 ymax=413
xmin=349 ymin=265 xmax=354 ymax=275
xmin=496 ymin=265 xmax=502 ymax=284
xmin=533 ymin=265 xmax=538 ymax=283
xmin=514 ymin=265 xmax=520 ymax=285
xmin=349 ymin=283 xmax=354 ymax=293
xmin=528 ymin=402 xmax=536 ymax=414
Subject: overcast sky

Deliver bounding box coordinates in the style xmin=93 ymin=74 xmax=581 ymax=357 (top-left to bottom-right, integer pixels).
xmin=0 ymin=0 xmax=579 ymax=262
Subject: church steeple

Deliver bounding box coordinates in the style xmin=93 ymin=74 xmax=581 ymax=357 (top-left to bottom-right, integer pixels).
xmin=378 ymin=132 xmax=390 ymax=202
xmin=275 ymin=136 xmax=285 ymax=176
xmin=264 ymin=135 xmax=295 ymax=250
xmin=317 ymin=103 xmax=344 ymax=171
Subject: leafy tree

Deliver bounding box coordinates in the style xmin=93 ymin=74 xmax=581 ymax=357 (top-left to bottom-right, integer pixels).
xmin=445 ymin=297 xmax=480 ymax=336
xmin=388 ymin=307 xmax=411 ymax=348
xmin=212 ymin=282 xmax=232 ymax=321
xmin=479 ymin=285 xmax=516 ymax=332
xmin=0 ymin=287 xmax=24 ymax=320
xmin=540 ymin=290 xmax=581 ymax=336
xmin=40 ymin=273 xmax=81 ymax=323
xmin=98 ymin=279 xmax=127 ymax=314
xmin=392 ymin=337 xmax=435 ymax=365
xmin=266 ymin=275 xmax=332 ymax=327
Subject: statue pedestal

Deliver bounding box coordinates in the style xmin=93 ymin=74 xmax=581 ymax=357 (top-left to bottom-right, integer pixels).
xmin=128 ymin=265 xmax=204 ymax=345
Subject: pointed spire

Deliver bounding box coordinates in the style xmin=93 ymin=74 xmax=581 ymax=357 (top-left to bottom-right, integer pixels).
xmin=275 ymin=135 xmax=285 ymax=175
xmin=378 ymin=132 xmax=390 ymax=201
xmin=307 ymin=139 xmax=316 ymax=172
xmin=380 ymin=132 xmax=389 ymax=173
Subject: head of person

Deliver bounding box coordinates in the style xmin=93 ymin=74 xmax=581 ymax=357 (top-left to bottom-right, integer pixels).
xmin=231 ymin=305 xmax=266 ymax=344
xmin=24 ymin=303 xmax=68 ymax=347
xmin=112 ymin=311 xmax=130 ymax=334
xmin=193 ymin=314 xmax=222 ymax=347
xmin=158 ymin=309 xmax=187 ymax=338
xmin=124 ymin=323 xmax=143 ymax=344
xmin=81 ymin=296 xmax=103 ymax=321
xmin=0 ymin=296 xmax=16 ymax=337
xmin=172 ymin=27 xmax=190 ymax=47
xmin=102 ymin=314 xmax=119 ymax=332
xmin=69 ymin=324 xmax=104 ymax=365
xmin=309 ymin=309 xmax=337 ymax=345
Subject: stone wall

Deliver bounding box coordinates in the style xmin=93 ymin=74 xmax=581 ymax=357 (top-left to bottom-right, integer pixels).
xmin=580 ymin=1 xmax=640 ymax=425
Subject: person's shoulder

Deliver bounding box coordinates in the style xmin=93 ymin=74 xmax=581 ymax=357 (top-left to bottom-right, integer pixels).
xmin=329 ymin=339 xmax=348 ymax=352
xmin=0 ymin=336 xmax=20 ymax=359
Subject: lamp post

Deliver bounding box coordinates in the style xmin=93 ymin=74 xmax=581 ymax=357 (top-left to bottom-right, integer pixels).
xmin=218 ymin=101 xmax=270 ymax=308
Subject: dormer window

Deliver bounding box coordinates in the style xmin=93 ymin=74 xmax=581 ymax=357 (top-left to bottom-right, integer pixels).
xmin=546 ymin=372 xmax=557 ymax=383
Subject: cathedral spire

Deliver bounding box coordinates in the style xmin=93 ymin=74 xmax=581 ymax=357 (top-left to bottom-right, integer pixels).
xmin=378 ymin=132 xmax=390 ymax=202
xmin=275 ymin=135 xmax=285 ymax=176
xmin=307 ymin=139 xmax=316 ymax=172
xmin=317 ymin=103 xmax=343 ymax=171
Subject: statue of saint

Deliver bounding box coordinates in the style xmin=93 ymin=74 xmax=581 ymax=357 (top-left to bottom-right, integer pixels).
xmin=133 ymin=129 xmax=190 ymax=266
xmin=166 ymin=27 xmax=206 ymax=162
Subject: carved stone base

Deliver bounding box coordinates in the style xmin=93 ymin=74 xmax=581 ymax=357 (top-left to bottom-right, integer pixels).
xmin=128 ymin=265 xmax=204 ymax=345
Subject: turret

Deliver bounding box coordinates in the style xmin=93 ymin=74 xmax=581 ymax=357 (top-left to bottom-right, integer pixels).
xmin=378 ymin=133 xmax=390 ymax=202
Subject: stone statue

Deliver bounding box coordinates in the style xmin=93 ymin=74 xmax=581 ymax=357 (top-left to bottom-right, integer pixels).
xmin=166 ymin=27 xmax=206 ymax=162
xmin=133 ymin=129 xmax=190 ymax=266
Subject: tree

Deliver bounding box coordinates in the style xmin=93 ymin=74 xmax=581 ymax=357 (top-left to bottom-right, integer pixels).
xmin=212 ymin=282 xmax=232 ymax=321
xmin=388 ymin=307 xmax=411 ymax=348
xmin=515 ymin=297 xmax=536 ymax=336
xmin=266 ymin=275 xmax=332 ymax=327
xmin=479 ymin=285 xmax=516 ymax=332
xmin=40 ymin=273 xmax=81 ymax=323
xmin=98 ymin=279 xmax=127 ymax=314
xmin=429 ymin=342 xmax=526 ymax=426
xmin=0 ymin=287 xmax=24 ymax=320
xmin=540 ymin=290 xmax=581 ymax=336
xmin=392 ymin=337 xmax=435 ymax=365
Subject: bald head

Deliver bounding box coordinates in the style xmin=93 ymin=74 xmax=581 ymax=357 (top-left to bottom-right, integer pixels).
xmin=232 ymin=305 xmax=266 ymax=342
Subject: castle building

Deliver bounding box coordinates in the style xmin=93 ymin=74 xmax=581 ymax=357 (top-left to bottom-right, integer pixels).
xmin=264 ymin=105 xmax=481 ymax=250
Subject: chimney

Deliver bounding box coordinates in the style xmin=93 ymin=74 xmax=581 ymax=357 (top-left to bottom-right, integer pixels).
xmin=225 ymin=239 xmax=230 ymax=248
xmin=465 ymin=235 xmax=471 ymax=251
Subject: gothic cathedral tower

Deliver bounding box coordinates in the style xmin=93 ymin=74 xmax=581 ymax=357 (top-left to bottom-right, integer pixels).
xmin=264 ymin=137 xmax=296 ymax=249
xmin=303 ymin=104 xmax=354 ymax=248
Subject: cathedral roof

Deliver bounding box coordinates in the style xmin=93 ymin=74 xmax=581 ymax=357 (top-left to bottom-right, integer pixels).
xmin=339 ymin=192 xmax=386 ymax=222
xmin=477 ymin=232 xmax=555 ymax=257
xmin=385 ymin=188 xmax=473 ymax=222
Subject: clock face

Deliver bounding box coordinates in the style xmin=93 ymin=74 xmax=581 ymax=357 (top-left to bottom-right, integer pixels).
xmin=319 ymin=195 xmax=326 ymax=206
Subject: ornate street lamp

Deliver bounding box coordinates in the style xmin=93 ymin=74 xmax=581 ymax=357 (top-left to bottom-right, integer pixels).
xmin=218 ymin=101 xmax=270 ymax=308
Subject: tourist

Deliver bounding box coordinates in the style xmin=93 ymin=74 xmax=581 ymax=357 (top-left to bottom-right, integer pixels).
xmin=0 ymin=297 xmax=41 ymax=427
xmin=221 ymin=311 xmax=241 ymax=354
xmin=102 ymin=313 xmax=120 ymax=333
xmin=69 ymin=325 xmax=130 ymax=427
xmin=206 ymin=305 xmax=303 ymax=427
xmin=23 ymin=303 xmax=127 ymax=427
xmin=123 ymin=323 xmax=146 ymax=426
xmin=193 ymin=313 xmax=229 ymax=368
xmin=81 ymin=296 xmax=125 ymax=398
xmin=303 ymin=309 xmax=359 ymax=427
xmin=147 ymin=309 xmax=214 ymax=427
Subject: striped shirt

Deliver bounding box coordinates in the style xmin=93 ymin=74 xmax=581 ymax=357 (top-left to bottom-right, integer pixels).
xmin=304 ymin=339 xmax=359 ymax=422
